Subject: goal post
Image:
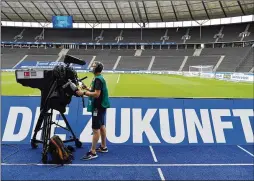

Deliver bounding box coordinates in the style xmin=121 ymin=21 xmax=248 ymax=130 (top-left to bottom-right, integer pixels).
xmin=189 ymin=65 xmax=214 ymax=73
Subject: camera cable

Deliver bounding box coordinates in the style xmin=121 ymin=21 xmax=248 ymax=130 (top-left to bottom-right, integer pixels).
xmin=1 ymin=144 xmax=42 ymax=165
xmin=1 ymin=144 xmax=20 ymax=163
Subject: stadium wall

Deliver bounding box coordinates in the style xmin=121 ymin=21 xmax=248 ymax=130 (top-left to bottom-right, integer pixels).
xmin=1 ymin=96 xmax=253 ymax=145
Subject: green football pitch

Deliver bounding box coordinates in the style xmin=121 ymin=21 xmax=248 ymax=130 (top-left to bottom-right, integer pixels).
xmin=1 ymin=72 xmax=253 ymax=98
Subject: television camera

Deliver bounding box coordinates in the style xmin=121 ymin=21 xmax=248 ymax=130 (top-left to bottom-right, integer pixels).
xmin=15 ymin=55 xmax=88 ymax=163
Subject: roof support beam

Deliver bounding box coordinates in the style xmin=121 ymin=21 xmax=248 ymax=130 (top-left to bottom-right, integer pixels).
xmin=237 ymin=1 xmax=245 ymax=15
xmin=101 ymin=1 xmax=111 ymax=23
xmin=87 ymin=1 xmax=99 ymax=23
xmin=142 ymin=1 xmax=149 ymax=23
xmin=59 ymin=1 xmax=70 ymax=16
xmin=170 ymin=1 xmax=178 ymax=21
xmin=115 ymin=1 xmax=123 ymax=23
xmin=45 ymin=1 xmax=57 ymax=16
xmin=202 ymin=1 xmax=210 ymax=19
xmin=186 ymin=1 xmax=194 ymax=20
xmin=5 ymin=1 xmax=25 ymax=21
xmin=129 ymin=1 xmax=137 ymax=23
xmin=31 ymin=1 xmax=48 ymax=22
xmin=1 ymin=12 xmax=12 ymax=21
xmin=18 ymin=1 xmax=38 ymax=22
xmin=219 ymin=1 xmax=227 ymax=17
xmin=156 ymin=1 xmax=163 ymax=22
xmin=74 ymin=1 xmax=87 ymax=23
xmin=135 ymin=1 xmax=144 ymax=23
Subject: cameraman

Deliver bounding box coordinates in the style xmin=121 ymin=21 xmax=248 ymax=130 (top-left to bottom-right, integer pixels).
xmin=76 ymin=61 xmax=110 ymax=160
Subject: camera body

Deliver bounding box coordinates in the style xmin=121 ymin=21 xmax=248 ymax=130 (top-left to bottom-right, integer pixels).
xmin=16 ymin=54 xmax=87 ymax=113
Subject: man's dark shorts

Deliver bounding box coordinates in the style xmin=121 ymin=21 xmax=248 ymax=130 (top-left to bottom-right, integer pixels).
xmin=92 ymin=107 xmax=106 ymax=130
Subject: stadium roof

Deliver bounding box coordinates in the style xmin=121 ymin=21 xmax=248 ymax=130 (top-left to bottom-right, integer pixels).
xmin=1 ymin=0 xmax=254 ymax=24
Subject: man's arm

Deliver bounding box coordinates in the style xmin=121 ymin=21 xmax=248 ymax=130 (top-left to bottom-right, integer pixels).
xmin=76 ymin=78 xmax=102 ymax=98
xmin=84 ymin=89 xmax=101 ymax=98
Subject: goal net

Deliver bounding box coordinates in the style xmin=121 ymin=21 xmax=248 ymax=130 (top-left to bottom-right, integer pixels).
xmin=189 ymin=65 xmax=213 ymax=73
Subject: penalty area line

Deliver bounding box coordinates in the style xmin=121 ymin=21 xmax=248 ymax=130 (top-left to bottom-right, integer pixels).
xmin=2 ymin=163 xmax=254 ymax=167
xmin=157 ymin=168 xmax=165 ymax=181
xmin=237 ymin=145 xmax=254 ymax=157
xmin=117 ymin=74 xmax=120 ymax=83
xmin=149 ymin=146 xmax=158 ymax=163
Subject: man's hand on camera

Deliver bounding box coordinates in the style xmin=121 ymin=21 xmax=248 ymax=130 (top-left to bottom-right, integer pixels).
xmin=76 ymin=89 xmax=100 ymax=98
xmin=82 ymin=84 xmax=87 ymax=89
xmin=76 ymin=89 xmax=85 ymax=97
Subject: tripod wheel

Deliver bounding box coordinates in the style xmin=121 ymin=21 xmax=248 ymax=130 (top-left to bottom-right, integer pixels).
xmin=31 ymin=140 xmax=38 ymax=149
xmin=75 ymin=139 xmax=82 ymax=148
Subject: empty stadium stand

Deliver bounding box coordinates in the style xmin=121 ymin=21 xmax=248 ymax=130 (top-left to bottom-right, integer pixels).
xmin=1 ymin=53 xmax=26 ymax=69
xmin=200 ymin=47 xmax=250 ymax=56
xmin=235 ymin=47 xmax=254 ymax=72
xmin=99 ymin=29 xmax=122 ymax=43
xmin=165 ymin=27 xmax=187 ymax=43
xmin=2 ymin=22 xmax=253 ymax=43
xmin=23 ymin=55 xmax=58 ymax=62
xmin=217 ymin=23 xmax=247 ymax=42
xmin=151 ymin=56 xmax=185 ymax=71
xmin=1 ymin=47 xmax=61 ymax=69
xmin=42 ymin=28 xmax=93 ymax=43
xmin=1 ymin=27 xmax=24 ymax=42
xmin=94 ymin=56 xmax=118 ymax=70
xmin=1 ymin=21 xmax=254 ymax=73
xmin=116 ymin=56 xmax=152 ymax=71
xmin=186 ymin=25 xmax=222 ymax=43
xmin=1 ymin=45 xmax=253 ymax=72
xmin=200 ymin=47 xmax=251 ymax=72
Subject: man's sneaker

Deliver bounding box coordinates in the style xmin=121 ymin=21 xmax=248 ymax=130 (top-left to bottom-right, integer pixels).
xmin=81 ymin=151 xmax=98 ymax=160
xmin=96 ymin=145 xmax=108 ymax=153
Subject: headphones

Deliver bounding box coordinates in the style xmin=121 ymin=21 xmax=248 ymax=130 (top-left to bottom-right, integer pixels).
xmin=92 ymin=61 xmax=104 ymax=74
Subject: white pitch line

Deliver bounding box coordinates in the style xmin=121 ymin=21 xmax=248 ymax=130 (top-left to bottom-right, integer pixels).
xmin=2 ymin=163 xmax=253 ymax=167
xmin=237 ymin=145 xmax=254 ymax=157
xmin=117 ymin=74 xmax=120 ymax=83
xmin=149 ymin=146 xmax=158 ymax=163
xmin=157 ymin=168 xmax=165 ymax=181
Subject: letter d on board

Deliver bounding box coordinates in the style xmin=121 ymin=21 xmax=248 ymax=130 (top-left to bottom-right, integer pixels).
xmin=2 ymin=107 xmax=32 ymax=142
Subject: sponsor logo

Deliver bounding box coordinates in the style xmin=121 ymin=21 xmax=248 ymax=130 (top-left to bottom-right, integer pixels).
xmin=231 ymin=75 xmax=249 ymax=80
xmin=223 ymin=74 xmax=231 ymax=80
xmin=215 ymin=74 xmax=224 ymax=79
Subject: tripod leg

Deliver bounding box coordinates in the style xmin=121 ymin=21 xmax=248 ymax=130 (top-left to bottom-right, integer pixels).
xmin=32 ymin=81 xmax=57 ymax=148
xmin=42 ymin=111 xmax=52 ymax=164
xmin=60 ymin=113 xmax=82 ymax=148
xmin=31 ymin=111 xmax=45 ymax=148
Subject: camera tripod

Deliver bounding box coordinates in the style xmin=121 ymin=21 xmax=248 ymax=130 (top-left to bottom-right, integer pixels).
xmin=30 ymin=78 xmax=82 ymax=164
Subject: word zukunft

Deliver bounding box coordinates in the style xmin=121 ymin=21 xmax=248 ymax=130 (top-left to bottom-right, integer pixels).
xmin=2 ymin=107 xmax=254 ymax=144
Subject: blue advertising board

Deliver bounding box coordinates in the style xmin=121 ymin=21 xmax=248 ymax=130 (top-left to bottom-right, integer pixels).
xmin=14 ymin=61 xmax=88 ymax=70
xmin=52 ymin=16 xmax=73 ymax=28
xmin=1 ymin=96 xmax=254 ymax=145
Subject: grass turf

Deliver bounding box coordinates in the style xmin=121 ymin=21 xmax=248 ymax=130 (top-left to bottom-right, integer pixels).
xmin=1 ymin=72 xmax=253 ymax=98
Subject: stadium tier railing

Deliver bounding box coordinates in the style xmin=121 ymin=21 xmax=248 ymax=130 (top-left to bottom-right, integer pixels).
xmin=1 ymin=39 xmax=254 ymax=49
